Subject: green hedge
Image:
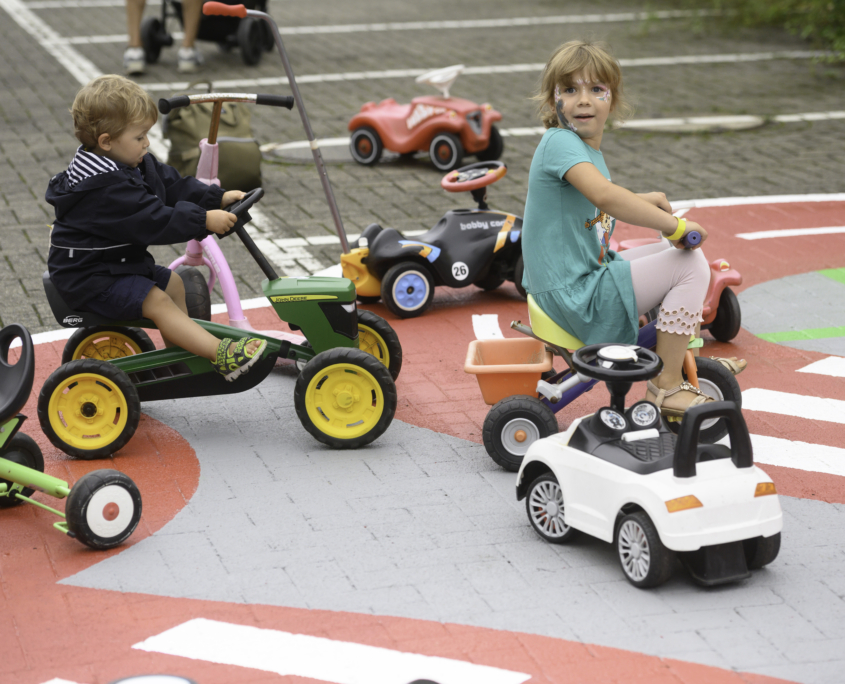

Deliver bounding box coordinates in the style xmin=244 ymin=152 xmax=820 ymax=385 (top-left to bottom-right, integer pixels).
xmin=688 ymin=0 xmax=845 ymax=58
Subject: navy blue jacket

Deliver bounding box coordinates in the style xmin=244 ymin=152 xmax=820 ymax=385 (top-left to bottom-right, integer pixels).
xmin=46 ymin=149 xmax=225 ymax=308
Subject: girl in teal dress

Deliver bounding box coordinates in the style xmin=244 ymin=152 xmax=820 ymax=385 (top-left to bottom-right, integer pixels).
xmin=521 ymin=41 xmax=742 ymax=418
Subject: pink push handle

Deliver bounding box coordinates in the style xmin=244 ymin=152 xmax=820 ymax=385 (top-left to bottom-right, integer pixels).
xmin=203 ymin=2 xmax=246 ymax=17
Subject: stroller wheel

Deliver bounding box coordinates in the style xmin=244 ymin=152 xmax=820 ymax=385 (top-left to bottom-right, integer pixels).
xmin=238 ymin=16 xmax=263 ymax=65
xmin=141 ymin=16 xmax=170 ymax=64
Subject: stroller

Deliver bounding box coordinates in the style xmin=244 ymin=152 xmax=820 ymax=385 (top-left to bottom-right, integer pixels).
xmin=141 ymin=0 xmax=274 ymax=66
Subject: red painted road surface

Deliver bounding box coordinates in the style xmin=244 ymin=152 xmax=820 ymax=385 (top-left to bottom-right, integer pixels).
xmin=2 ymin=200 xmax=843 ymax=684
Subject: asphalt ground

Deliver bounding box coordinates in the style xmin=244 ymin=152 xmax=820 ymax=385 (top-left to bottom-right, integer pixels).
xmin=1 ymin=0 xmax=845 ymax=332
xmin=2 ymin=1 xmax=845 ymax=683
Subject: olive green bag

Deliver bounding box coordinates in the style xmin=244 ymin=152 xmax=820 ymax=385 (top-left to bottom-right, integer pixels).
xmin=162 ymin=81 xmax=262 ymax=191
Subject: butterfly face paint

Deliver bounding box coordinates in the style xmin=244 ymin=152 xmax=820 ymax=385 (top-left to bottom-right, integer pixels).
xmin=554 ymin=85 xmax=578 ymax=132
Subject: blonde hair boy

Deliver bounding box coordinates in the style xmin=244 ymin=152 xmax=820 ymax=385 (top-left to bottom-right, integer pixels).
xmin=71 ymin=74 xmax=158 ymax=148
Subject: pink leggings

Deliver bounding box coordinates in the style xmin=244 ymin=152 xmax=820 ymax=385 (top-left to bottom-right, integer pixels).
xmin=619 ymin=239 xmax=710 ymax=335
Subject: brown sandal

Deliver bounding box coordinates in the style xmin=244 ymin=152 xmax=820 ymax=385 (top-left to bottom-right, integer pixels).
xmin=710 ymin=356 xmax=747 ymax=375
xmin=646 ymin=379 xmax=712 ymax=418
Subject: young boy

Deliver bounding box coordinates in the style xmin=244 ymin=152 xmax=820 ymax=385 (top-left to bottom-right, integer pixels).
xmin=47 ymin=74 xmax=265 ymax=381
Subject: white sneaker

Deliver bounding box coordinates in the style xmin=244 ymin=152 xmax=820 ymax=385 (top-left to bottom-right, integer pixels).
xmin=123 ymin=47 xmax=146 ymax=75
xmin=177 ymin=46 xmax=204 ymax=73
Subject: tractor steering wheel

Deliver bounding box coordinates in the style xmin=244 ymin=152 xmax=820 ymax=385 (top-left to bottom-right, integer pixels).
xmin=440 ymin=161 xmax=507 ymax=193
xmin=219 ymin=187 xmax=265 ymax=238
xmin=571 ymin=344 xmax=663 ymax=384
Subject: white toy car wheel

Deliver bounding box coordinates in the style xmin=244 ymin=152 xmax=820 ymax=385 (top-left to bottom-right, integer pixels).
xmin=615 ymin=511 xmax=674 ymax=588
xmin=525 ymin=473 xmax=577 ymax=544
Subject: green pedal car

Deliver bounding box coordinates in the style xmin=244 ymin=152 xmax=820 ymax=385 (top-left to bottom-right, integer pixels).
xmin=38 ymin=189 xmax=400 ymax=458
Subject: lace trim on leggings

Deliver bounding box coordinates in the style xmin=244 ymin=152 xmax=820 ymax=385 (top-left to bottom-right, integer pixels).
xmin=656 ymin=305 xmax=703 ymax=335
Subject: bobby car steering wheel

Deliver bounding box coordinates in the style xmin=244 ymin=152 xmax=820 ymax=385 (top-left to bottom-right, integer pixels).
xmin=441 ymin=160 xmax=507 ymax=193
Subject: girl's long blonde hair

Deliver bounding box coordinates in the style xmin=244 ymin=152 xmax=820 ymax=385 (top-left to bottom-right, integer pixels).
xmin=533 ymin=40 xmax=634 ymax=129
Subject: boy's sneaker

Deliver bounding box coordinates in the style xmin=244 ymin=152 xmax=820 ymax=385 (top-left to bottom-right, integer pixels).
xmin=213 ymin=337 xmax=267 ymax=382
xmin=177 ymin=46 xmax=204 ymax=73
xmin=123 ymin=47 xmax=146 ymax=75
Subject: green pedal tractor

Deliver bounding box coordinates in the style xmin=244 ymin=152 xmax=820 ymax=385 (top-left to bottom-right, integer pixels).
xmin=38 ymin=189 xmax=400 ymax=458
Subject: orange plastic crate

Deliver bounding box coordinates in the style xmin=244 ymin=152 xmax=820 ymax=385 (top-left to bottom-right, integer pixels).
xmin=464 ymin=337 xmax=553 ymax=405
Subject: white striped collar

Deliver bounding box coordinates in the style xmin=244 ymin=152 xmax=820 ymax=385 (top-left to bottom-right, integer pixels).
xmin=67 ymin=146 xmax=120 ymax=186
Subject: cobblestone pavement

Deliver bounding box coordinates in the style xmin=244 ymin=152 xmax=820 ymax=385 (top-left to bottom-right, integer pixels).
xmin=0 ymin=0 xmax=843 ymax=333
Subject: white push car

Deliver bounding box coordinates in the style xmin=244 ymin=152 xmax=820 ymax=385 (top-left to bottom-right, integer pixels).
xmin=516 ymin=343 xmax=782 ymax=588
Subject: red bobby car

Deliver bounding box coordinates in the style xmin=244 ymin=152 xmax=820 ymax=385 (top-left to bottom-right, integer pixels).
xmin=348 ymin=65 xmax=503 ymax=172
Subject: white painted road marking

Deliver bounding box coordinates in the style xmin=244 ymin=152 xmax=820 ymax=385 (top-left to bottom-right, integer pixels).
xmin=743 ymin=434 xmax=845 ymax=478
xmin=742 ymin=388 xmax=845 ymax=424
xmin=133 ymin=618 xmax=532 ymax=684
xmin=141 ymin=50 xmax=825 ymax=91
xmin=472 ymin=314 xmax=506 ymax=340
xmin=798 ymin=357 xmax=845 ymax=378
xmin=737 ymin=225 xmax=845 ymax=240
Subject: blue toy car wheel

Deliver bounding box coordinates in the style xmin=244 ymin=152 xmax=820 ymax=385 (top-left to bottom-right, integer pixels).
xmin=381 ymin=262 xmax=435 ymax=318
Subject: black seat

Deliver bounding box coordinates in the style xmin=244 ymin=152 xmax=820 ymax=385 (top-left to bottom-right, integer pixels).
xmin=42 ymin=271 xmax=152 ymax=328
xmin=0 ymin=324 xmax=34 ymax=424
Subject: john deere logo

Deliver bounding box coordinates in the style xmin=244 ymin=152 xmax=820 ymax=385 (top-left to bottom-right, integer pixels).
xmin=270 ymin=295 xmax=337 ymax=303
xmin=63 ymin=315 xmax=83 ymax=325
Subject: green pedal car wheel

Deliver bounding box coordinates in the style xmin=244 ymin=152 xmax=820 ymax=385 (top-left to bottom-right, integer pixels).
xmin=294 ymin=347 xmax=397 ymax=449
xmin=37 ymin=359 xmax=140 ymax=460
xmin=61 ymin=325 xmax=155 ymax=364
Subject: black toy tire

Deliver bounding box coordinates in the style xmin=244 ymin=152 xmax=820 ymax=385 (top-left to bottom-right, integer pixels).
xmin=525 ymin=472 xmax=577 ymax=544
xmin=708 ymin=287 xmax=742 ymax=343
xmin=381 ymin=262 xmax=435 ymax=319
xmin=475 ymin=125 xmax=504 ymax=162
xmin=743 ymin=532 xmax=781 ymax=570
xmin=616 ymin=511 xmax=675 ymax=588
xmin=237 ymin=16 xmax=263 ymax=66
xmin=65 ymin=469 xmax=142 ymax=550
xmin=483 ymin=395 xmax=558 ymax=472
xmin=260 ymin=20 xmax=274 ymax=51
xmin=175 ymin=265 xmax=211 ymax=321
xmin=429 ymin=132 xmax=463 ymax=172
xmin=0 ymin=433 xmax=44 ymax=508
xmin=62 ymin=326 xmax=155 ymax=365
xmin=357 ymin=310 xmax=403 ymax=381
xmin=512 ymin=254 xmax=526 ymax=299
xmin=350 ymin=126 xmax=384 ymax=166
xmin=665 ymin=356 xmax=741 ymax=444
xmin=38 ymin=359 xmax=141 ymax=460
xmin=294 ymin=347 xmax=396 ymax=449
xmin=140 ymin=16 xmax=164 ymax=64
xmin=474 ymin=264 xmax=506 ymax=291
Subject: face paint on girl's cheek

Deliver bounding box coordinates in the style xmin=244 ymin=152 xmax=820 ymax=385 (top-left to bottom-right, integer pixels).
xmin=595 ymin=85 xmax=611 ymax=103
xmin=554 ymin=85 xmax=577 ymax=132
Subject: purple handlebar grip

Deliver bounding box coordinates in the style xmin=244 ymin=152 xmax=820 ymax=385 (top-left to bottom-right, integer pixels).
xmin=683 ymin=230 xmax=701 ymax=248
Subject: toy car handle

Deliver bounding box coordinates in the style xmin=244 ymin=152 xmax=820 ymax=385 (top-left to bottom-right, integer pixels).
xmin=158 ymin=94 xmax=294 ymax=115
xmin=219 ymin=188 xmax=279 ymax=281
xmin=204 ymin=1 xmax=351 ymax=254
xmin=673 ymin=400 xmax=753 ymax=478
xmin=681 ymin=230 xmax=701 ymax=248
xmin=571 ymin=344 xmax=662 ymax=383
xmin=441 ymin=161 xmax=507 ymax=193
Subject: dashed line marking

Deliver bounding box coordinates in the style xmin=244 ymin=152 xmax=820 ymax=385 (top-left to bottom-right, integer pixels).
xmin=133 ymin=618 xmax=532 ymax=684
xmin=472 ymin=314 xmax=506 ymax=340
xmin=737 ymin=225 xmax=845 ymax=240
xmin=141 ymin=50 xmax=826 ymax=91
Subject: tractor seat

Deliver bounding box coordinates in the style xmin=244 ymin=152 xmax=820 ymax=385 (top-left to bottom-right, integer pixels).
xmin=527 ymin=294 xmax=584 ymax=350
xmin=0 ymin=324 xmax=34 ymax=425
xmin=42 ymin=271 xmax=151 ymax=329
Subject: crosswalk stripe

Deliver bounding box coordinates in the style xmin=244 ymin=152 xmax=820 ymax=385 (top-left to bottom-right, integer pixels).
xmin=742 ymin=388 xmax=845 ymax=424
xmin=724 ymin=434 xmax=845 ymax=479
xmin=133 ymin=618 xmax=531 ymax=684
xmin=737 ymin=225 xmax=845 ymax=240
xmin=798 ymin=357 xmax=845 ymax=378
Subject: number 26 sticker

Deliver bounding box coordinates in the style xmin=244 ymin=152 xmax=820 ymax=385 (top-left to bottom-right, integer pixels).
xmin=451 ymin=262 xmax=469 ymax=281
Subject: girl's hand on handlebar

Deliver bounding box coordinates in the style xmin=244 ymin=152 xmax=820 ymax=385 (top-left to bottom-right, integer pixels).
xmin=638 ymin=191 xmax=672 ymax=215
xmin=207 ymin=209 xmax=238 ymax=235
xmin=221 ymin=190 xmax=246 ymax=208
xmin=672 ymin=219 xmax=708 ymax=249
